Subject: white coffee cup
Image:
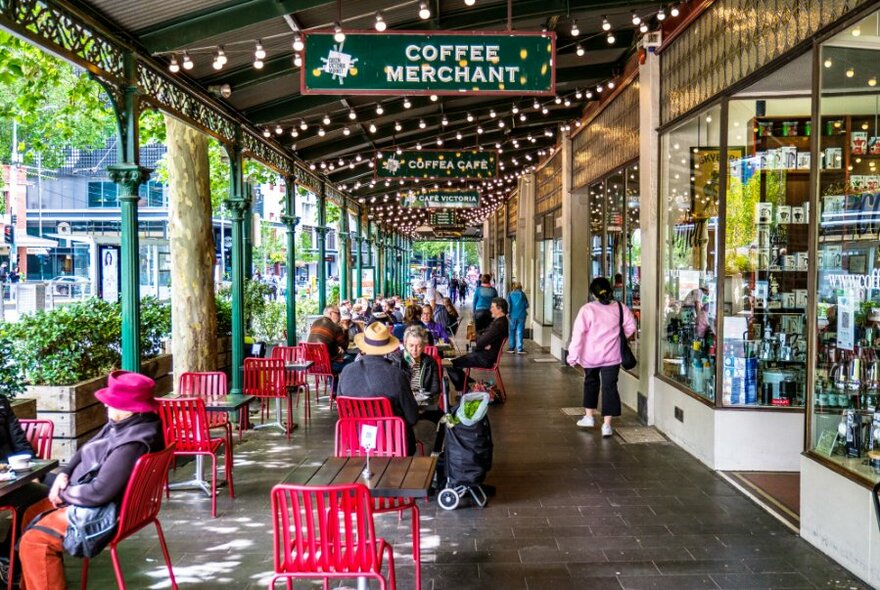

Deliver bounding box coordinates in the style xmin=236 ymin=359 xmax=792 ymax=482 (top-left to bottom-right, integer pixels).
xmin=8 ymin=454 xmax=31 ymax=471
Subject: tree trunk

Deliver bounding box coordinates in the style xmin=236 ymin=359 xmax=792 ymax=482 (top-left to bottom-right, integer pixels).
xmin=165 ymin=115 xmax=217 ymax=374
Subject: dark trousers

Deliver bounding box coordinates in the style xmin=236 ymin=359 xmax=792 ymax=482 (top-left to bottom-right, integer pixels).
xmin=583 ymin=365 xmax=622 ymax=417
xmin=473 ymin=309 xmax=492 ymax=333
xmin=447 ymin=352 xmax=495 ymax=391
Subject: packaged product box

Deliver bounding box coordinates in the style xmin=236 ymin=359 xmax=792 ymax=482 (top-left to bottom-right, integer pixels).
xmin=851 ymin=175 xmax=869 ymax=193
xmin=776 ymin=205 xmax=792 ymax=224
xmin=780 ymin=146 xmax=797 ymax=169
xmin=791 ymin=206 xmax=806 ymax=224
xmin=852 ymin=131 xmax=868 ymax=155
xmin=869 ymin=136 xmax=880 ymax=155
xmin=823 ymin=245 xmax=843 ymax=269
xmin=796 ymin=252 xmax=809 ymax=271
xmin=755 ymin=202 xmax=773 ymax=224
xmin=782 ymin=121 xmax=799 ymax=136
xmin=822 ymin=194 xmax=845 ymax=218
xmin=797 ymin=152 xmax=811 ymax=169
xmin=795 ymin=289 xmax=808 ymax=308
xmin=824 ymin=147 xmax=843 ymax=169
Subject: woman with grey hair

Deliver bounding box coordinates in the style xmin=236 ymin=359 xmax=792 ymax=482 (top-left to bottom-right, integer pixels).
xmin=401 ymin=325 xmax=441 ymax=402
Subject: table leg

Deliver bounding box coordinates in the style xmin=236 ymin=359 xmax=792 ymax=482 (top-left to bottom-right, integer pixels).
xmin=167 ymin=455 xmax=216 ymax=496
xmin=253 ymin=395 xmax=298 ymax=434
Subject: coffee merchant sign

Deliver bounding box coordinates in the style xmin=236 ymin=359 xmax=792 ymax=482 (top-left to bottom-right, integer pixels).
xmin=402 ymin=190 xmax=481 ymax=209
xmin=377 ymin=150 xmax=497 ymax=180
xmin=302 ymin=31 xmax=555 ymax=95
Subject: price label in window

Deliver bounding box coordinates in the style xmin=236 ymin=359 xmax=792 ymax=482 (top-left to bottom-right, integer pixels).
xmin=359 ymin=425 xmax=378 ymax=451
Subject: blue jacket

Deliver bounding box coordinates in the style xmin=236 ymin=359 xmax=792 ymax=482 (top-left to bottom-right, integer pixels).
xmin=507 ymin=290 xmax=529 ymax=320
xmin=472 ymin=285 xmax=497 ymax=311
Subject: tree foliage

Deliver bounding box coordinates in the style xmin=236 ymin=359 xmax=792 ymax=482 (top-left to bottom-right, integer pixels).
xmin=0 ymin=31 xmax=116 ymax=170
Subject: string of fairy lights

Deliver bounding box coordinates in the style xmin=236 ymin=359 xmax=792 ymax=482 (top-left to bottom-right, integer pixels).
xmin=155 ymin=2 xmax=687 ymax=233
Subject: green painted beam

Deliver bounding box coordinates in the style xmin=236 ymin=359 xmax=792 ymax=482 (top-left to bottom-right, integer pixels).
xmin=140 ymin=0 xmax=327 ymax=53
xmin=203 ymin=54 xmax=293 ymax=91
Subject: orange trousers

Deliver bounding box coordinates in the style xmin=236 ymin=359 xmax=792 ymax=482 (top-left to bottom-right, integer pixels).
xmin=19 ymin=498 xmax=68 ymax=590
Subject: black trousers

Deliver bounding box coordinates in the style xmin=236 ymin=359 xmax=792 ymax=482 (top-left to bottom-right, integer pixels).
xmin=583 ymin=365 xmax=622 ymax=417
xmin=473 ymin=309 xmax=492 ymax=332
xmin=447 ymin=352 xmax=495 ymax=391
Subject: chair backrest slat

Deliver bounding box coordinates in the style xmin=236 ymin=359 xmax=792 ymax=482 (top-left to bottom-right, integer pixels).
xmin=157 ymin=398 xmax=212 ymax=451
xmin=115 ymin=445 xmax=175 ymax=542
xmin=19 ymin=419 xmax=54 ymax=460
xmin=301 ymin=342 xmax=333 ymax=375
xmin=271 ymin=346 xmax=308 ymax=387
xmin=335 ymin=396 xmax=393 ymax=420
xmin=271 ymin=483 xmax=380 ymax=575
xmin=178 ymin=371 xmax=227 ymax=399
xmin=243 ymin=358 xmax=286 ymax=398
xmin=334 ymin=416 xmax=407 ymax=458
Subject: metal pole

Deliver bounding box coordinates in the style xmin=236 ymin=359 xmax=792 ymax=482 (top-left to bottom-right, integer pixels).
xmin=225 ymin=142 xmax=248 ymax=396
xmin=339 ymin=204 xmax=349 ymax=302
xmin=356 ymin=210 xmax=363 ymax=298
xmin=243 ymin=184 xmax=254 ymax=279
xmin=316 ymin=183 xmax=327 ymax=311
xmin=283 ymin=178 xmax=299 ymax=345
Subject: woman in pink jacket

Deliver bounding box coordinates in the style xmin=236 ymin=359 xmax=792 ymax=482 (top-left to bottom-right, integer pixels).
xmin=567 ymin=277 xmax=637 ymax=437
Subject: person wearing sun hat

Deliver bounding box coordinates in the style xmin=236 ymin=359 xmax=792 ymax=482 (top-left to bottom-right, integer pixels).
xmin=337 ymin=322 xmax=420 ymax=455
xmin=18 ymin=370 xmax=165 ymax=590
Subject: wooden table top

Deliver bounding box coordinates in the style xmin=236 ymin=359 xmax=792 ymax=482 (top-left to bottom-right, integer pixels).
xmin=284 ymin=455 xmax=437 ymax=498
xmin=162 ymin=394 xmax=255 ymax=412
xmin=0 ymin=459 xmax=59 ymax=499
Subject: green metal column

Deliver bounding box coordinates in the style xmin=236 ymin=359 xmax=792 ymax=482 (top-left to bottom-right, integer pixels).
xmin=224 ymin=142 xmax=249 ymax=396
xmin=316 ymin=183 xmax=327 ymax=311
xmin=367 ymin=220 xmax=374 ymax=266
xmin=395 ymin=234 xmax=402 ymax=296
xmin=355 ymin=211 xmax=363 ymax=298
xmin=243 ymin=184 xmax=254 ymax=278
xmin=283 ymin=179 xmax=299 ymax=345
xmin=339 ymin=204 xmax=349 ymax=302
xmin=108 ymin=52 xmax=150 ymax=372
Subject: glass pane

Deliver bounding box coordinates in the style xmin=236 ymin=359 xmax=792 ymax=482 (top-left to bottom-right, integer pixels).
xmin=659 ymin=104 xmax=722 ymax=401
xmin=812 ymin=8 xmax=880 ymax=483
xmin=606 ymin=170 xmax=625 ymax=286
xmin=723 ymin=98 xmax=811 ymax=407
xmin=625 ymin=164 xmax=642 ymax=368
xmin=589 ymin=181 xmax=604 ymax=280
xmin=552 ymin=237 xmax=564 ymax=334
xmin=543 ymin=238 xmax=553 ymax=323
xmin=535 ymin=239 xmax=546 ymax=325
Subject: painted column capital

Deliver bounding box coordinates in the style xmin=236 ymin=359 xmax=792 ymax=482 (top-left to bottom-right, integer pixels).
xmin=281 ymin=214 xmax=300 ymax=229
xmin=224 ymin=197 xmax=251 ymax=221
xmin=107 ymin=164 xmax=151 ymax=199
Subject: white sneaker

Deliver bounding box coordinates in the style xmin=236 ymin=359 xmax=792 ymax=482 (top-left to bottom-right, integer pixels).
xmin=576 ymin=415 xmax=595 ymax=428
xmin=601 ymin=423 xmax=613 ymax=438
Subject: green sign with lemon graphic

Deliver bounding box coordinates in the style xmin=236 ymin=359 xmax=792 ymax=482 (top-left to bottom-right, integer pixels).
xmin=376 ymin=149 xmax=497 ymax=180
xmin=301 ymin=31 xmax=556 ymax=95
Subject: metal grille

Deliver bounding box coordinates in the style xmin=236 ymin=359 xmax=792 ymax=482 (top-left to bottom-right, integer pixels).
xmin=572 ymin=80 xmax=640 ymax=191
xmin=661 ymin=0 xmax=870 ymax=125
xmin=535 ymin=151 xmax=562 ymax=216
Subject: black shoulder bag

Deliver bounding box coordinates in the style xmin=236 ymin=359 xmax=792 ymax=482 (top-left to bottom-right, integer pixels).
xmin=617 ymin=301 xmax=637 ymax=370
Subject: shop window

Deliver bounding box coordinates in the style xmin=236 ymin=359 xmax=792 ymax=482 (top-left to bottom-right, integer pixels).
xmin=552 ymin=212 xmax=564 ymax=336
xmin=812 ymin=8 xmax=880 ymax=483
xmin=721 ymin=98 xmax=812 ymax=408
xmin=589 ymin=180 xmax=604 ymax=280
xmin=605 ymin=171 xmax=625 ymax=283
xmin=535 ymin=236 xmax=546 ymax=325
xmin=542 ymin=231 xmax=554 ymax=325
xmin=625 ymin=164 xmax=641 ymax=366
xmin=659 ymin=104 xmax=722 ymax=401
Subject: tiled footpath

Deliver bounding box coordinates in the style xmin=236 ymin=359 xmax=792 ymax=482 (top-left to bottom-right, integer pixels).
xmin=71 ymin=322 xmax=869 ymax=589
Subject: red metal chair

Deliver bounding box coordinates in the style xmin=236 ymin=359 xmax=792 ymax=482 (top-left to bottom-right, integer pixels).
xmin=464 ymin=337 xmax=508 ymax=402
xmin=271 ymin=345 xmax=312 ymax=423
xmin=335 ymin=417 xmax=421 ymax=590
xmin=158 ymin=398 xmax=234 ymax=518
xmin=268 ymin=483 xmax=396 ymax=590
xmin=243 ymin=357 xmax=293 ymax=439
xmin=81 ymin=445 xmax=178 ymax=590
xmin=423 ymin=344 xmax=439 ymax=359
xmin=300 ymin=341 xmax=335 ymax=404
xmin=424 ymin=351 xmax=448 ymax=412
xmin=178 ymin=371 xmax=242 ymax=442
xmin=0 ymin=419 xmax=54 ymax=590
xmin=336 ymin=397 xmax=424 ymax=455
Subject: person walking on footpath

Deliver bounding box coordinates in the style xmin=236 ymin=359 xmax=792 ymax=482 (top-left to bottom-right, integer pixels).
xmin=506 ymin=282 xmax=529 ymax=354
xmin=567 ymin=277 xmax=636 ymax=438
xmin=471 ymin=274 xmax=497 ymax=333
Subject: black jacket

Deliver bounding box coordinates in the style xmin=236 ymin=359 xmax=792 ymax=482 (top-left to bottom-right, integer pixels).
xmin=474 ymin=315 xmax=509 ymax=361
xmin=337 ymin=355 xmax=420 ymax=426
xmin=0 ymin=396 xmax=34 ymax=460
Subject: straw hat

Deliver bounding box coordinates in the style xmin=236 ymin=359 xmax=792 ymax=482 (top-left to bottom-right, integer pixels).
xmin=354 ymin=322 xmax=400 ymax=355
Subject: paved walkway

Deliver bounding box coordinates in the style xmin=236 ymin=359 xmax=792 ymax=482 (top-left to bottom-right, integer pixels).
xmin=71 ymin=312 xmax=869 ymax=589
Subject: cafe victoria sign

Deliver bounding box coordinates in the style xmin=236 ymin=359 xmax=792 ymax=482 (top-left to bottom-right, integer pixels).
xmin=302 ymin=31 xmax=555 ymax=95
xmin=402 ymin=189 xmax=481 ymax=209
xmin=377 ymin=150 xmax=497 ymax=180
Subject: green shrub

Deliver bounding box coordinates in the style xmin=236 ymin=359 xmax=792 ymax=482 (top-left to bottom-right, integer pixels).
xmin=0 ymin=331 xmax=24 ymax=398
xmin=252 ymin=300 xmax=287 ymax=343
xmin=140 ymin=296 xmax=172 ymax=357
xmin=215 ymin=295 xmax=232 ymax=337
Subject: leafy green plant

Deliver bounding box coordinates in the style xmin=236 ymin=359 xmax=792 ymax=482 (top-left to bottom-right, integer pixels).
xmin=140 ymin=296 xmax=172 ymax=357
xmin=215 ymin=294 xmax=232 ymax=337
xmin=296 ymin=296 xmax=318 ymax=340
xmin=252 ymin=300 xmax=287 ymax=343
xmin=0 ymin=331 xmax=24 ymax=398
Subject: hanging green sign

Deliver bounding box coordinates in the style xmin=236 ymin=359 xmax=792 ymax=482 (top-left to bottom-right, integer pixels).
xmin=377 ymin=150 xmax=497 ymax=180
xmin=402 ymin=189 xmax=480 ymax=209
xmin=301 ymin=31 xmax=556 ymax=95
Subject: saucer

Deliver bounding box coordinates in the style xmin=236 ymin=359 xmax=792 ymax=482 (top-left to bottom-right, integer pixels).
xmin=10 ymin=462 xmax=32 ymax=472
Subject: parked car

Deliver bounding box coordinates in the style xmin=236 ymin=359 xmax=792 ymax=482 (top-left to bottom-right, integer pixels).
xmin=51 ymin=275 xmax=91 ymax=296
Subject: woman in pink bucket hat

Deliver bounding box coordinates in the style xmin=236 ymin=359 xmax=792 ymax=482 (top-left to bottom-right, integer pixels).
xmin=18 ymin=371 xmax=165 ymax=590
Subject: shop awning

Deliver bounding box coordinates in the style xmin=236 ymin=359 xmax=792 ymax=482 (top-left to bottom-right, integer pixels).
xmin=14 ymin=234 xmax=58 ymax=248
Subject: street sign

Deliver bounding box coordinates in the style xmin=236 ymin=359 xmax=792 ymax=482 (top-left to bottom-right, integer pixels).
xmin=376 ymin=150 xmax=497 ymax=180
xmin=302 ymin=31 xmax=556 ymax=95
xmin=401 ymin=189 xmax=480 ymax=209
xmin=431 ymin=211 xmax=458 ymax=226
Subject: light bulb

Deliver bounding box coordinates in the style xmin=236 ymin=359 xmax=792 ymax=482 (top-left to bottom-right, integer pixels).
xmin=570 ymin=19 xmax=580 ymax=36
xmin=322 ymin=115 xmax=331 ymax=125
xmin=520 ymin=112 xmax=527 ymax=121
xmin=394 ymin=121 xmax=402 ymax=131
xmin=869 ymin=77 xmax=878 ymax=87
xmin=168 ymin=55 xmax=180 ymax=73
xmin=348 ymin=109 xmax=357 ymax=120
xmin=467 ymin=112 xmax=474 ymax=122
xmin=607 ymin=81 xmax=615 ymax=89
xmin=375 ymin=12 xmax=387 ymax=32
xmin=254 ymin=58 xmax=264 ymax=69
xmin=542 ymin=107 xmax=549 ymax=114
xmin=291 ymin=129 xmax=299 ymax=138
xmin=489 ymin=109 xmax=496 ymax=118
xmin=262 ymin=128 xmax=271 ymax=138
xmin=216 ymin=47 xmax=227 ymax=65
xmin=512 ymin=104 xmax=519 ymax=114
xmin=403 ymin=97 xmax=412 ymax=109
xmin=639 ymin=22 xmax=649 ymax=33
xmin=596 ymin=84 xmax=603 ymax=93
xmin=824 ymin=57 xmax=832 ymax=68
xmin=254 ymin=41 xmax=266 ymax=60
xmin=554 ymin=96 xmax=562 ymax=104
xmin=376 ymin=104 xmax=384 ymax=115
xmin=575 ymin=89 xmax=583 ymax=99
xmin=419 ymin=119 xmax=426 ymax=129
xmin=465 ymin=0 xmax=476 ymax=5
xmin=631 ymin=12 xmax=641 ymax=25
xmin=369 ymin=123 xmax=377 ymax=133
xmin=182 ymin=52 xmax=194 ymax=70
xmin=607 ymin=32 xmax=615 ymax=44
xmin=670 ymin=4 xmax=680 ymax=17
xmin=657 ymin=8 xmax=666 ymax=20
xmin=442 ymin=116 xmax=449 ymax=126
xmin=533 ymin=99 xmax=540 ymax=109
xmin=430 ymin=94 xmax=438 ymax=102
xmin=852 ymin=25 xmax=861 ymax=37
xmin=318 ymin=127 xmax=326 ymax=137
xmin=300 ymin=120 xmax=308 ymax=130
xmin=292 ymin=35 xmax=304 ymax=52
xmin=274 ymin=125 xmax=283 ymax=135
xmin=212 ymin=57 xmax=223 ymax=71
xmin=418 ymin=2 xmax=430 ymax=19
xmin=576 ymin=44 xmax=585 ymax=56
xmin=437 ymin=138 xmax=444 ymax=145
xmin=847 ymin=67 xmax=855 ymax=78
xmin=293 ymin=53 xmax=302 ymax=67
xmin=477 ymin=126 xmax=483 ymax=134
xmin=334 ymin=23 xmax=345 ymax=43
xmin=602 ymin=17 xmax=611 ymax=31
xmin=498 ymin=120 xmax=505 ymax=128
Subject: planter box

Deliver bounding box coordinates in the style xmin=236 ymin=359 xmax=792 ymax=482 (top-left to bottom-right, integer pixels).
xmin=26 ymin=353 xmax=174 ymax=462
xmin=10 ymin=398 xmax=37 ymax=420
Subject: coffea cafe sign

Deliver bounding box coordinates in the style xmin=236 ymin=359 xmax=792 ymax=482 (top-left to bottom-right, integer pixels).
xmin=377 ymin=150 xmax=497 ymax=180
xmin=402 ymin=189 xmax=480 ymax=209
xmin=302 ymin=31 xmax=555 ymax=95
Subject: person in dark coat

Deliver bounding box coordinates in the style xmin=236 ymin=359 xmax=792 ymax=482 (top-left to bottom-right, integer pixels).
xmin=337 ymin=322 xmax=420 ymax=455
xmin=19 ymin=370 xmax=165 ymax=590
xmin=447 ymin=298 xmax=509 ymax=392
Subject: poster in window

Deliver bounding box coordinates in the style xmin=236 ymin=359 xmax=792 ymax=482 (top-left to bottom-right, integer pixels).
xmin=692 ymin=147 xmax=744 ymax=217
xmin=101 ymin=247 xmax=119 ymax=303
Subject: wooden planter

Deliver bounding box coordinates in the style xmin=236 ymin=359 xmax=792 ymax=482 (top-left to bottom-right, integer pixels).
xmin=26 ymin=353 xmax=174 ymax=461
xmin=10 ymin=398 xmax=37 ymax=420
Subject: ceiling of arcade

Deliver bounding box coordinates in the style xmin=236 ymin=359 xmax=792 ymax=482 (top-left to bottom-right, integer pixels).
xmin=72 ymin=0 xmax=680 ymax=236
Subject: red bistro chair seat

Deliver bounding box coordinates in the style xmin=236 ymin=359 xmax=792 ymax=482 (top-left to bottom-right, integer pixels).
xmin=464 ymin=337 xmax=508 ymax=402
